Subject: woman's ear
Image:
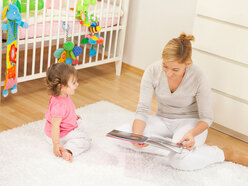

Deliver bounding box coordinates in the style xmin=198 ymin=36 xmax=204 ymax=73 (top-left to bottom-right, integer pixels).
xmin=2 ymin=6 xmax=9 ymax=20
xmin=186 ymin=60 xmax=192 ymax=68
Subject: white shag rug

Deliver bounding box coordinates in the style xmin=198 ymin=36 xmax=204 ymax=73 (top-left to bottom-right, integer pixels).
xmin=0 ymin=101 xmax=247 ymax=186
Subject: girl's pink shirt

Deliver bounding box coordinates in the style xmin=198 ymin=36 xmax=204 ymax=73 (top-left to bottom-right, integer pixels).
xmin=44 ymin=96 xmax=78 ymax=138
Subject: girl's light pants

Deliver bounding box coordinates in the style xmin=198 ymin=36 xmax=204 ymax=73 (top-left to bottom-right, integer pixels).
xmin=46 ymin=119 xmax=91 ymax=157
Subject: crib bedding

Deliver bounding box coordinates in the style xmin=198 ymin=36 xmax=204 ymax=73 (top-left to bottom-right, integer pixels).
xmin=2 ymin=2 xmax=123 ymax=40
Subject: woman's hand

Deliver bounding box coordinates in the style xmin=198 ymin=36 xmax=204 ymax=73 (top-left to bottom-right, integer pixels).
xmin=53 ymin=143 xmax=64 ymax=157
xmin=177 ymin=131 xmax=195 ymax=150
xmin=131 ymin=142 xmax=149 ymax=148
xmin=76 ymin=115 xmax=82 ymax=120
xmin=131 ymin=119 xmax=147 ymax=148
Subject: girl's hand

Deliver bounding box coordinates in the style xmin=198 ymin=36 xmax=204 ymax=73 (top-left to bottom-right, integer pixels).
xmin=76 ymin=115 xmax=82 ymax=120
xmin=177 ymin=132 xmax=195 ymax=150
xmin=53 ymin=143 xmax=64 ymax=157
xmin=131 ymin=142 xmax=149 ymax=148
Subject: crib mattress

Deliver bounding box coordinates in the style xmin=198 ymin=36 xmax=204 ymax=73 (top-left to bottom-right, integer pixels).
xmin=2 ymin=2 xmax=123 ymax=40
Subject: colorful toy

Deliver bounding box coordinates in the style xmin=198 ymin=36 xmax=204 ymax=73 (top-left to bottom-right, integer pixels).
xmin=1 ymin=0 xmax=28 ymax=98
xmin=76 ymin=0 xmax=96 ymax=26
xmin=81 ymin=15 xmax=104 ymax=57
xmin=3 ymin=0 xmax=44 ymax=13
xmin=54 ymin=22 xmax=83 ymax=65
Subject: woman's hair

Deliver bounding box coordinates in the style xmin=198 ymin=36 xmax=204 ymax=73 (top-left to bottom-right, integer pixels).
xmin=46 ymin=63 xmax=78 ymax=96
xmin=162 ymin=33 xmax=195 ymax=64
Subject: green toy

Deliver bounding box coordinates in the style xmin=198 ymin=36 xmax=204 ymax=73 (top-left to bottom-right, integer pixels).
xmin=76 ymin=0 xmax=96 ymax=26
xmin=3 ymin=0 xmax=44 ymax=13
xmin=54 ymin=22 xmax=83 ymax=65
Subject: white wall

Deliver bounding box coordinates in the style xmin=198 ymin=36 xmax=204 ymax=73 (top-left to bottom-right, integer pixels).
xmin=123 ymin=0 xmax=197 ymax=70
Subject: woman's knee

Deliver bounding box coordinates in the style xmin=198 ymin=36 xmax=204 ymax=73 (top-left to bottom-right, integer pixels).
xmin=170 ymin=158 xmax=196 ymax=171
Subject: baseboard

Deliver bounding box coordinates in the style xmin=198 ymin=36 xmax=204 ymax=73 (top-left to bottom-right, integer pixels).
xmin=211 ymin=123 xmax=248 ymax=143
xmin=122 ymin=62 xmax=144 ymax=76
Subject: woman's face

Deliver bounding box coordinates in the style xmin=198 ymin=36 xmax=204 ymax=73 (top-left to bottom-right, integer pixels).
xmin=162 ymin=60 xmax=191 ymax=80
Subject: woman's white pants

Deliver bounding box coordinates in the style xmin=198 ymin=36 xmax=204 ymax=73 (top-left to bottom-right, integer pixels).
xmin=116 ymin=115 xmax=225 ymax=171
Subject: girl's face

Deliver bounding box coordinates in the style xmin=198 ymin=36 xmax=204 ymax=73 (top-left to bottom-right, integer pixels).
xmin=61 ymin=75 xmax=78 ymax=97
xmin=162 ymin=60 xmax=192 ymax=80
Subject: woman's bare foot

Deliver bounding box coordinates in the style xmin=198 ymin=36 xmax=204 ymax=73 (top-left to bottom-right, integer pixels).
xmin=222 ymin=146 xmax=248 ymax=167
xmin=60 ymin=147 xmax=72 ymax=163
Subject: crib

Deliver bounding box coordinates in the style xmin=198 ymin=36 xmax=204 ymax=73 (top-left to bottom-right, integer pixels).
xmin=0 ymin=0 xmax=129 ymax=100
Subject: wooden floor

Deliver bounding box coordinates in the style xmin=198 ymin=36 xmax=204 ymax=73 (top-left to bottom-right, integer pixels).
xmin=0 ymin=63 xmax=247 ymax=153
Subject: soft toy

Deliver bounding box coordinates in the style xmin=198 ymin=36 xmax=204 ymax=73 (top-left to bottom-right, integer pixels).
xmin=1 ymin=0 xmax=28 ymax=98
xmin=54 ymin=22 xmax=83 ymax=65
xmin=76 ymin=0 xmax=96 ymax=26
xmin=81 ymin=15 xmax=104 ymax=57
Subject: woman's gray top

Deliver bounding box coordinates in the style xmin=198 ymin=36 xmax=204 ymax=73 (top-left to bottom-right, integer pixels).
xmin=135 ymin=60 xmax=213 ymax=126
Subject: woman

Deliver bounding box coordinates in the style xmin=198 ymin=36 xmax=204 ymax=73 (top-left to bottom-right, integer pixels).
xmin=119 ymin=33 xmax=248 ymax=170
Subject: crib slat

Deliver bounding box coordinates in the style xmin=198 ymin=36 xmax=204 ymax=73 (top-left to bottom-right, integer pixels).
xmin=95 ymin=0 xmax=105 ymax=63
xmin=64 ymin=0 xmax=70 ymax=44
xmin=55 ymin=0 xmax=63 ymax=64
xmin=40 ymin=0 xmax=47 ymax=73
xmin=24 ymin=0 xmax=30 ymax=77
xmin=102 ymin=0 xmax=111 ymax=61
xmin=71 ymin=0 xmax=77 ymax=44
xmin=16 ymin=22 xmax=20 ymax=79
xmin=107 ymin=0 xmax=117 ymax=59
xmin=31 ymin=0 xmax=39 ymax=75
xmin=115 ymin=0 xmax=130 ymax=75
xmin=47 ymin=0 xmax=55 ymax=68
xmin=113 ymin=0 xmax=123 ymax=58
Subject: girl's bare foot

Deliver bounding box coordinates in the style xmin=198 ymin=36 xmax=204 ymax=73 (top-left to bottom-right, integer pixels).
xmin=222 ymin=146 xmax=248 ymax=167
xmin=60 ymin=147 xmax=72 ymax=163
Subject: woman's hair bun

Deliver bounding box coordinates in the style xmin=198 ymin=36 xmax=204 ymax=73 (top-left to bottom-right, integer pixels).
xmin=179 ymin=32 xmax=195 ymax=41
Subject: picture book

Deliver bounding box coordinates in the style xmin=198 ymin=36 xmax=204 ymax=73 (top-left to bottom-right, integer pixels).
xmin=106 ymin=129 xmax=183 ymax=153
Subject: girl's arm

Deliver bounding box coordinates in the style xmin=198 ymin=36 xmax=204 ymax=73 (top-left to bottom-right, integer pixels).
xmin=51 ymin=117 xmax=63 ymax=157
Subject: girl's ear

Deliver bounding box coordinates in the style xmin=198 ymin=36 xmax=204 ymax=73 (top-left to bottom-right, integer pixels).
xmin=2 ymin=6 xmax=9 ymax=20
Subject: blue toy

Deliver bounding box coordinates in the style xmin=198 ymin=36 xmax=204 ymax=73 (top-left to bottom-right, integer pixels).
xmin=1 ymin=0 xmax=28 ymax=97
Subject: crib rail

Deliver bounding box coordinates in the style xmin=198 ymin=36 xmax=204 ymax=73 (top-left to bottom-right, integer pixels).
xmin=0 ymin=0 xmax=129 ymax=100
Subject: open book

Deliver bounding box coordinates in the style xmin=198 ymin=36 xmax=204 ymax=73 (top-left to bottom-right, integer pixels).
xmin=106 ymin=129 xmax=183 ymax=153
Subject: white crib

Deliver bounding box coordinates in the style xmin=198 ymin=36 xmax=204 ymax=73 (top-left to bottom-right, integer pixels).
xmin=0 ymin=0 xmax=129 ymax=100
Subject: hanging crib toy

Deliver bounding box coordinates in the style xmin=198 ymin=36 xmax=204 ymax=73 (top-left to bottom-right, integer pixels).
xmin=76 ymin=0 xmax=96 ymax=26
xmin=80 ymin=15 xmax=104 ymax=57
xmin=54 ymin=22 xmax=83 ymax=65
xmin=1 ymin=0 xmax=28 ymax=97
xmin=76 ymin=0 xmax=104 ymax=57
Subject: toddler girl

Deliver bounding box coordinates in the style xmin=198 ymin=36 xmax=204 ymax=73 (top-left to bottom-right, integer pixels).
xmin=44 ymin=63 xmax=91 ymax=162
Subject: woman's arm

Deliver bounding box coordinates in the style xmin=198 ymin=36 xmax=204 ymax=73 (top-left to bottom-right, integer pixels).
xmin=132 ymin=119 xmax=146 ymax=135
xmin=190 ymin=121 xmax=208 ymax=137
xmin=51 ymin=117 xmax=63 ymax=157
xmin=177 ymin=120 xmax=209 ymax=150
xmin=131 ymin=119 xmax=149 ymax=148
xmin=178 ymin=70 xmax=213 ymax=150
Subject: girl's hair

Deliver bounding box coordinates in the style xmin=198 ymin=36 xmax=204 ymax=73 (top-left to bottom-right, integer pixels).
xmin=162 ymin=33 xmax=195 ymax=64
xmin=46 ymin=63 xmax=78 ymax=96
